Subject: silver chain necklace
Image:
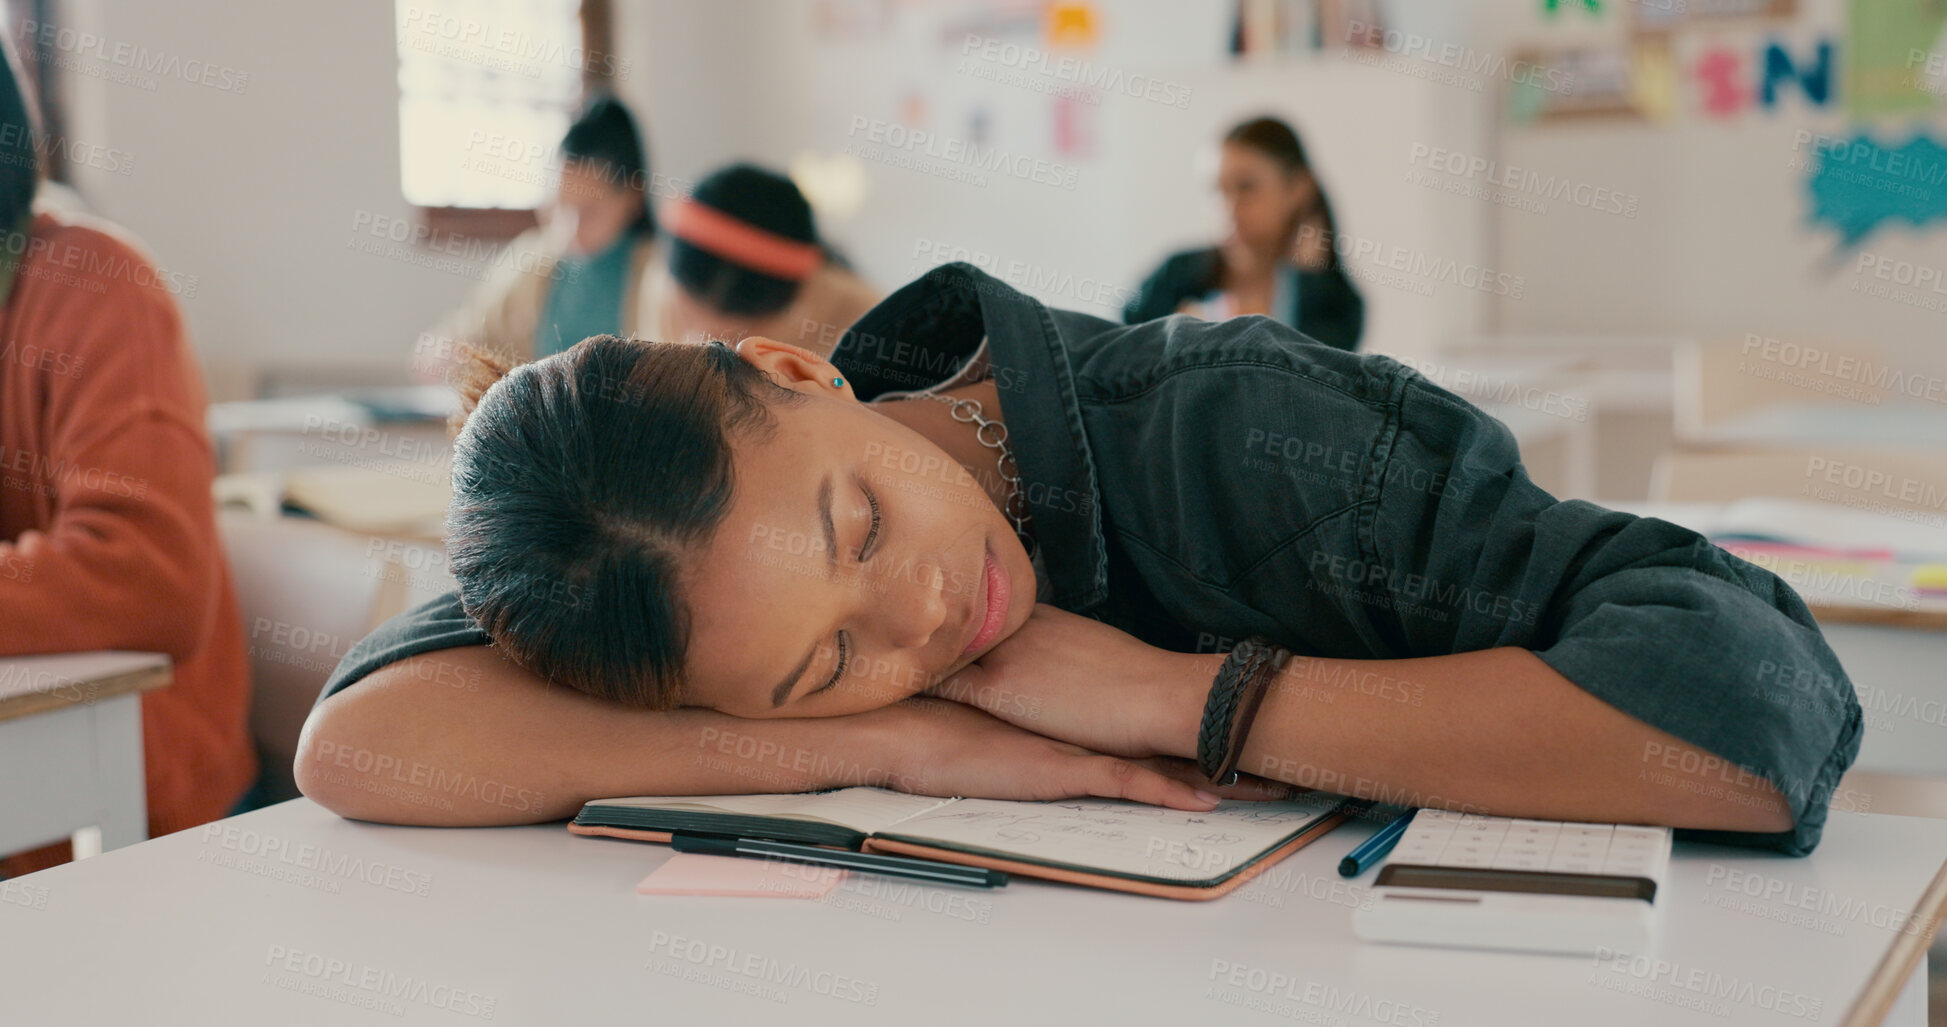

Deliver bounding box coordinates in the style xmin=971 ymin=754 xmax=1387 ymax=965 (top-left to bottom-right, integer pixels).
xmin=928 ymin=392 xmax=1033 ymax=551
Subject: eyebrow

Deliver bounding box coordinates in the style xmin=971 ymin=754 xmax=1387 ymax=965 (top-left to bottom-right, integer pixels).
xmin=769 ymin=471 xmax=841 ymax=708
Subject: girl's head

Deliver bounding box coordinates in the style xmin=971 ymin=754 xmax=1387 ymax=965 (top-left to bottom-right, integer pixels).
xmin=1218 ymin=116 xmax=1334 ymax=259
xmin=664 ymin=163 xmax=823 ymax=339
xmin=552 ymin=95 xmax=654 ymax=256
xmin=445 ymin=336 xmax=1035 ymax=718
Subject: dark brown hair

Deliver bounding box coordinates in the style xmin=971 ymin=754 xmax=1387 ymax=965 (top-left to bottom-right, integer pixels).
xmin=445 ymin=336 xmax=800 ymax=707
xmin=1223 ymin=115 xmax=1344 ymax=271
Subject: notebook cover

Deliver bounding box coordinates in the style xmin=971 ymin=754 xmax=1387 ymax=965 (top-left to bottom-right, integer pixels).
xmin=570 ymin=824 xmax=676 ymax=844
xmin=569 ymin=805 xmax=1356 ymax=901
xmin=863 ymin=804 xmax=1354 ymax=901
xmin=570 ymin=805 xmax=868 ymax=849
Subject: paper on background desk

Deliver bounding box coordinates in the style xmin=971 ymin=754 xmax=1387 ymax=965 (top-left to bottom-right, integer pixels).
xmin=636 ymin=853 xmax=844 ymax=898
xmin=1710 ymin=497 xmax=1947 ymax=558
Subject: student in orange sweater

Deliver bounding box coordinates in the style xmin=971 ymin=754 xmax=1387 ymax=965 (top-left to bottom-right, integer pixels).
xmin=0 ymin=42 xmax=253 ymax=876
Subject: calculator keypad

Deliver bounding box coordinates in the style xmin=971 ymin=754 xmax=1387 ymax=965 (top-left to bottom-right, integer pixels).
xmin=1392 ymin=809 xmax=1671 ymax=881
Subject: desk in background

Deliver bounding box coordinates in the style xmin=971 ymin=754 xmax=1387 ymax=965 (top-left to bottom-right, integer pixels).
xmin=0 ymin=652 xmax=169 ymax=860
xmin=1427 ymin=333 xmax=1679 ymax=502
xmin=2 ymin=797 xmax=1941 ymax=1026
xmin=1693 ymin=403 xmax=1947 ymax=450
xmin=208 ymin=389 xmax=463 ymax=805
xmin=1616 ymin=501 xmax=1947 ymax=781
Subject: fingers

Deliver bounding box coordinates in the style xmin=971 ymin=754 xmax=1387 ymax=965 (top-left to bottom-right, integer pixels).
xmin=1084 ymin=756 xmax=1221 ymax=811
xmin=1221 ymin=775 xmax=1300 ymax=801
xmin=1142 ymin=758 xmax=1297 ymax=802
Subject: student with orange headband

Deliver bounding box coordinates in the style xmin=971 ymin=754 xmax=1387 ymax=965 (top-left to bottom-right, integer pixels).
xmin=649 ymin=163 xmax=879 ymax=357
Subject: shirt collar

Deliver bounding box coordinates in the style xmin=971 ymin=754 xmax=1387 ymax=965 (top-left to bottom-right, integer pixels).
xmin=832 ymin=262 xmax=1108 ymax=610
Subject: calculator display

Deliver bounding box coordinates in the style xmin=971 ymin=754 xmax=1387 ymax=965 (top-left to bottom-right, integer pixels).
xmin=1375 ymin=863 xmax=1657 ymax=902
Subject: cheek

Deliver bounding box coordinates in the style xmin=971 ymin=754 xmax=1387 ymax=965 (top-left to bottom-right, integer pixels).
xmin=840 ymin=651 xmax=930 ymax=709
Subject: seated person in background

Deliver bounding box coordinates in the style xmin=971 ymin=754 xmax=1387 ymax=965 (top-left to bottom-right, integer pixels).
xmin=650 ymin=162 xmax=879 ymax=358
xmin=1125 ymin=115 xmax=1364 ymax=351
xmin=0 ymin=40 xmax=252 ymax=876
xmin=419 ymin=94 xmax=660 ymax=373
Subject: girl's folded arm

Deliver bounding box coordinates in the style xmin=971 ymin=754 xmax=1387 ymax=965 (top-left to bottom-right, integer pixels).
xmin=1345 ymin=376 xmax=1862 ymax=854
xmin=294 ymin=645 xmax=885 ymax=826
xmin=294 ymin=644 xmax=1249 ymax=826
xmin=1220 ymin=646 xmax=1798 ymax=834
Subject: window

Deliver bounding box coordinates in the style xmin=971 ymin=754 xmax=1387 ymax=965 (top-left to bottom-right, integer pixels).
xmin=394 ymin=0 xmax=613 ymax=236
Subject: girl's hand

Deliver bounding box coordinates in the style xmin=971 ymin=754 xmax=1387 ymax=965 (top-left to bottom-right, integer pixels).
xmin=1291 ymin=211 xmax=1331 ymax=271
xmin=866 ymin=697 xmax=1288 ymax=810
xmin=927 ymin=603 xmax=1213 ymax=763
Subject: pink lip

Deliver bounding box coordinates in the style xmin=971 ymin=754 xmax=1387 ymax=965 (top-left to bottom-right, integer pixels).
xmin=961 ymin=542 xmax=1009 ymax=657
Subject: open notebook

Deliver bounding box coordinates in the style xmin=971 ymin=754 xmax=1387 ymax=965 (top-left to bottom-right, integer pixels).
xmin=570 ymin=788 xmax=1355 ymax=901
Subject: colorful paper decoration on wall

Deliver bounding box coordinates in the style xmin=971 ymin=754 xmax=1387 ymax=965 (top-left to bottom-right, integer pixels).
xmin=1044 ymin=1 xmax=1099 ymax=49
xmin=1512 ymin=34 xmax=1840 ymax=122
xmin=1510 ymin=45 xmax=1644 ymax=119
xmin=1052 ymin=93 xmax=1095 ymax=158
xmin=1844 ymin=0 xmax=1947 ymax=119
xmin=1691 ymin=38 xmax=1836 ymax=117
xmin=1805 ymin=133 xmax=1947 ymax=246
xmin=1632 ymin=0 xmax=1797 ymax=32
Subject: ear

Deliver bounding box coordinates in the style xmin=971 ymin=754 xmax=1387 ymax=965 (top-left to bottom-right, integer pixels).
xmin=1287 ymin=168 xmax=1318 ymax=207
xmin=734 ymin=336 xmax=856 ymax=400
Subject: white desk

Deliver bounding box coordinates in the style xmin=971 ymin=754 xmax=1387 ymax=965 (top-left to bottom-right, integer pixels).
xmin=1694 ymin=403 xmax=1947 ymax=449
xmin=0 ymin=652 xmax=169 ymax=858
xmin=2 ymin=798 xmax=1941 ymax=1026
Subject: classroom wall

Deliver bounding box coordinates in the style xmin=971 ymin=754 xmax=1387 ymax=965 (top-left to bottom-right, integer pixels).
xmin=615 ymin=0 xmax=1489 ymax=361
xmin=59 ymin=0 xmax=473 ymax=398
xmin=58 ymin=0 xmax=1941 ymax=388
xmin=1470 ymin=0 xmax=1947 ymax=375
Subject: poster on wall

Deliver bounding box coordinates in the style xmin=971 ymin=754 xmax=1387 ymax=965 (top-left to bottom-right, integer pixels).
xmin=1508 ymin=45 xmax=1648 ymax=120
xmin=1844 ymin=0 xmax=1947 ymax=118
xmin=1632 ymin=0 xmax=1798 ymax=32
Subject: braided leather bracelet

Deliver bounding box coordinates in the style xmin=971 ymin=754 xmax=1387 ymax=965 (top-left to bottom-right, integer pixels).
xmin=1196 ymin=637 xmax=1287 ymax=786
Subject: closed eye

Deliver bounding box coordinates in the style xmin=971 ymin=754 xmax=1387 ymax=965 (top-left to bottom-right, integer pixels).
xmin=858 ymin=481 xmax=882 ymax=560
xmin=812 ymin=632 xmax=851 ymax=695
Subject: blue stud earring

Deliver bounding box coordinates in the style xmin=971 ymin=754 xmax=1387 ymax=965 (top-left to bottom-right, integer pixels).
xmin=831 ymin=376 xmax=845 ymax=388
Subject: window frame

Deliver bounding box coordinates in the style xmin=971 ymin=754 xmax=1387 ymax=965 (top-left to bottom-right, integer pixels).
xmin=406 ymin=0 xmax=618 ymax=243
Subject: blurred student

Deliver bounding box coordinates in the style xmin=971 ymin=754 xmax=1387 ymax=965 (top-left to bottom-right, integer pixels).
xmin=0 ymin=38 xmax=252 ymax=875
xmin=421 ymin=94 xmax=660 ymax=371
xmin=649 ymin=163 xmax=878 ymax=357
xmin=1124 ymin=116 xmax=1363 ymax=351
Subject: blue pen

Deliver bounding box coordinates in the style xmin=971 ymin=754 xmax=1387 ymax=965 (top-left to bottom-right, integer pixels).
xmin=1338 ymin=807 xmax=1417 ymax=878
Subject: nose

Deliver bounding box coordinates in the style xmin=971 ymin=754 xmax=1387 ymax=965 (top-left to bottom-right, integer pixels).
xmin=873 ymin=561 xmax=950 ymax=651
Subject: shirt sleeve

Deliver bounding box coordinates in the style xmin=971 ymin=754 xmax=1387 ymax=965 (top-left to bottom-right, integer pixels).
xmin=0 ymin=231 xmax=221 ymax=661
xmin=1360 ymin=372 xmax=1861 ymax=856
xmin=313 ymin=591 xmax=491 ymax=707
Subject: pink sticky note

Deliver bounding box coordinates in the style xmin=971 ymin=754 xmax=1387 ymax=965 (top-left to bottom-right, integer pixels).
xmin=636 ymin=853 xmax=845 ymax=898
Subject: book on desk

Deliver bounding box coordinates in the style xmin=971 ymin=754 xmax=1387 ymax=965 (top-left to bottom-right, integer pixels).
xmin=570 ymin=787 xmax=1357 ymax=901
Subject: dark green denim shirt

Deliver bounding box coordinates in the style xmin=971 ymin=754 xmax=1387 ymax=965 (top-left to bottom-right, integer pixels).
xmin=316 ymin=262 xmax=1860 ymax=855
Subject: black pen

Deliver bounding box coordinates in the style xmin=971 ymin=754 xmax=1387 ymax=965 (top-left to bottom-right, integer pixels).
xmin=669 ymin=833 xmax=1008 ymax=889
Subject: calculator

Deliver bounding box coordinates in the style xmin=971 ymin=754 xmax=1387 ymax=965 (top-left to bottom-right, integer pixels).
xmin=1352 ymin=809 xmax=1672 ymax=955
